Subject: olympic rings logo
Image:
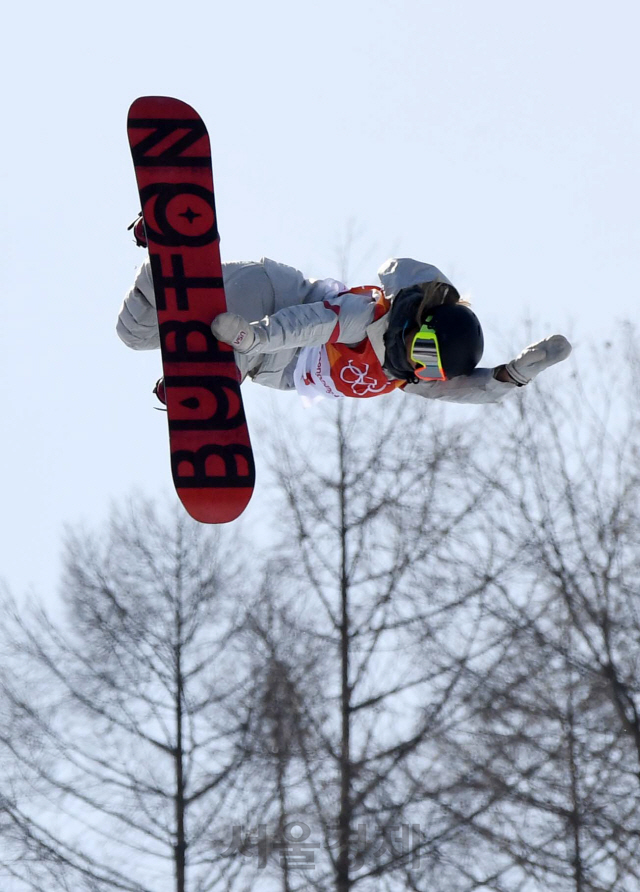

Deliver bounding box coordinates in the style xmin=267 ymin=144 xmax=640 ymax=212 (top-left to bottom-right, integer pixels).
xmin=339 ymin=360 xmax=389 ymax=396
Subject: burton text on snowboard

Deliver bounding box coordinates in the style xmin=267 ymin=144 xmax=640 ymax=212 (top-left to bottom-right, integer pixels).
xmin=127 ymin=96 xmax=254 ymax=523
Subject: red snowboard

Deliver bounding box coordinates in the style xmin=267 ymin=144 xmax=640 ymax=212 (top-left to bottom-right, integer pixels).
xmin=127 ymin=96 xmax=254 ymax=523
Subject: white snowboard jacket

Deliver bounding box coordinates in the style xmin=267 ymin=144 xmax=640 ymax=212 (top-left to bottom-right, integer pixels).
xmin=117 ymin=256 xmax=516 ymax=404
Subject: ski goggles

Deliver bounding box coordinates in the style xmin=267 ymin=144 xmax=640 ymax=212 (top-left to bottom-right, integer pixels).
xmin=410 ymin=318 xmax=446 ymax=381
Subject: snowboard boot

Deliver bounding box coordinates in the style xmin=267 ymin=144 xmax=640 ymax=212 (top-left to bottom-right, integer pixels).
xmin=127 ymin=212 xmax=148 ymax=248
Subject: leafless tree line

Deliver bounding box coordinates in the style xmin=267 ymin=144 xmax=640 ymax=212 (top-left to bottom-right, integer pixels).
xmin=1 ymin=328 xmax=639 ymax=892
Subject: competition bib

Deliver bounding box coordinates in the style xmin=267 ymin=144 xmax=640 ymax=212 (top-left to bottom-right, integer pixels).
xmin=293 ymin=288 xmax=404 ymax=403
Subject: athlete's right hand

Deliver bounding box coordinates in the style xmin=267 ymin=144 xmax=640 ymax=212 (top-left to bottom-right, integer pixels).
xmin=211 ymin=312 xmax=257 ymax=353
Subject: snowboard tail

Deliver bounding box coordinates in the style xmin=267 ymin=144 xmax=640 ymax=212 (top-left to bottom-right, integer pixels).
xmin=127 ymin=96 xmax=254 ymax=523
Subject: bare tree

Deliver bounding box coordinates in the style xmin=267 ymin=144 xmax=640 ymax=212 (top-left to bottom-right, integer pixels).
xmin=218 ymin=580 xmax=333 ymax=892
xmin=218 ymin=394 xmax=525 ymax=892
xmin=219 ymin=333 xmax=640 ymax=892
xmin=5 ymin=331 xmax=640 ymax=892
xmin=0 ymin=499 xmax=257 ymax=892
xmin=447 ymin=329 xmax=640 ymax=891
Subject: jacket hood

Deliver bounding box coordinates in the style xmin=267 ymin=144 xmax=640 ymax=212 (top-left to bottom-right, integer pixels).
xmin=377 ymin=258 xmax=458 ymax=301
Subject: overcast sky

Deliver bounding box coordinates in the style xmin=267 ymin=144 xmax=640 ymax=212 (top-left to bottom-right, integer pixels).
xmin=1 ymin=0 xmax=638 ymax=598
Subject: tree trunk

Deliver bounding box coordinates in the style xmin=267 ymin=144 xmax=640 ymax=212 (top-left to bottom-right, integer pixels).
xmin=336 ymin=410 xmax=352 ymax=892
xmin=174 ymin=608 xmax=187 ymax=892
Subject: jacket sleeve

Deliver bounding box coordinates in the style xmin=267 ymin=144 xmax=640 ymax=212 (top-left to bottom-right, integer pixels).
xmin=116 ymin=260 xmax=159 ymax=350
xmin=244 ymin=291 xmax=377 ymax=355
xmin=403 ymin=368 xmax=518 ymax=404
xmin=116 ymin=258 xmax=361 ymax=353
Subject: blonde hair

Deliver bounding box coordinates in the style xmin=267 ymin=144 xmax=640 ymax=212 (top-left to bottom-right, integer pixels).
xmin=414 ymin=279 xmax=470 ymax=325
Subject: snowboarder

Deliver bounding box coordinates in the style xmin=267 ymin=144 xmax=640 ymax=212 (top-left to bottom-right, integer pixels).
xmin=117 ymin=251 xmax=571 ymax=405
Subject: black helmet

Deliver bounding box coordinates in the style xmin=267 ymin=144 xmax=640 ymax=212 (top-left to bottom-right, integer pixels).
xmin=383 ymin=286 xmax=484 ymax=383
xmin=424 ymin=303 xmax=484 ymax=378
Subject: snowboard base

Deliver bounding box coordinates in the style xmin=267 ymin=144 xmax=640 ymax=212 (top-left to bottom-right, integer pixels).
xmin=127 ymin=96 xmax=255 ymax=523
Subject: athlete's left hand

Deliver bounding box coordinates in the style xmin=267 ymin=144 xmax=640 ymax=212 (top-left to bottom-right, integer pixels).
xmin=501 ymin=334 xmax=572 ymax=386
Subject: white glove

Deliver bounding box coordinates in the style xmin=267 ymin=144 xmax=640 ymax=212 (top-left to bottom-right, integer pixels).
xmin=211 ymin=312 xmax=256 ymax=353
xmin=504 ymin=335 xmax=572 ymax=386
